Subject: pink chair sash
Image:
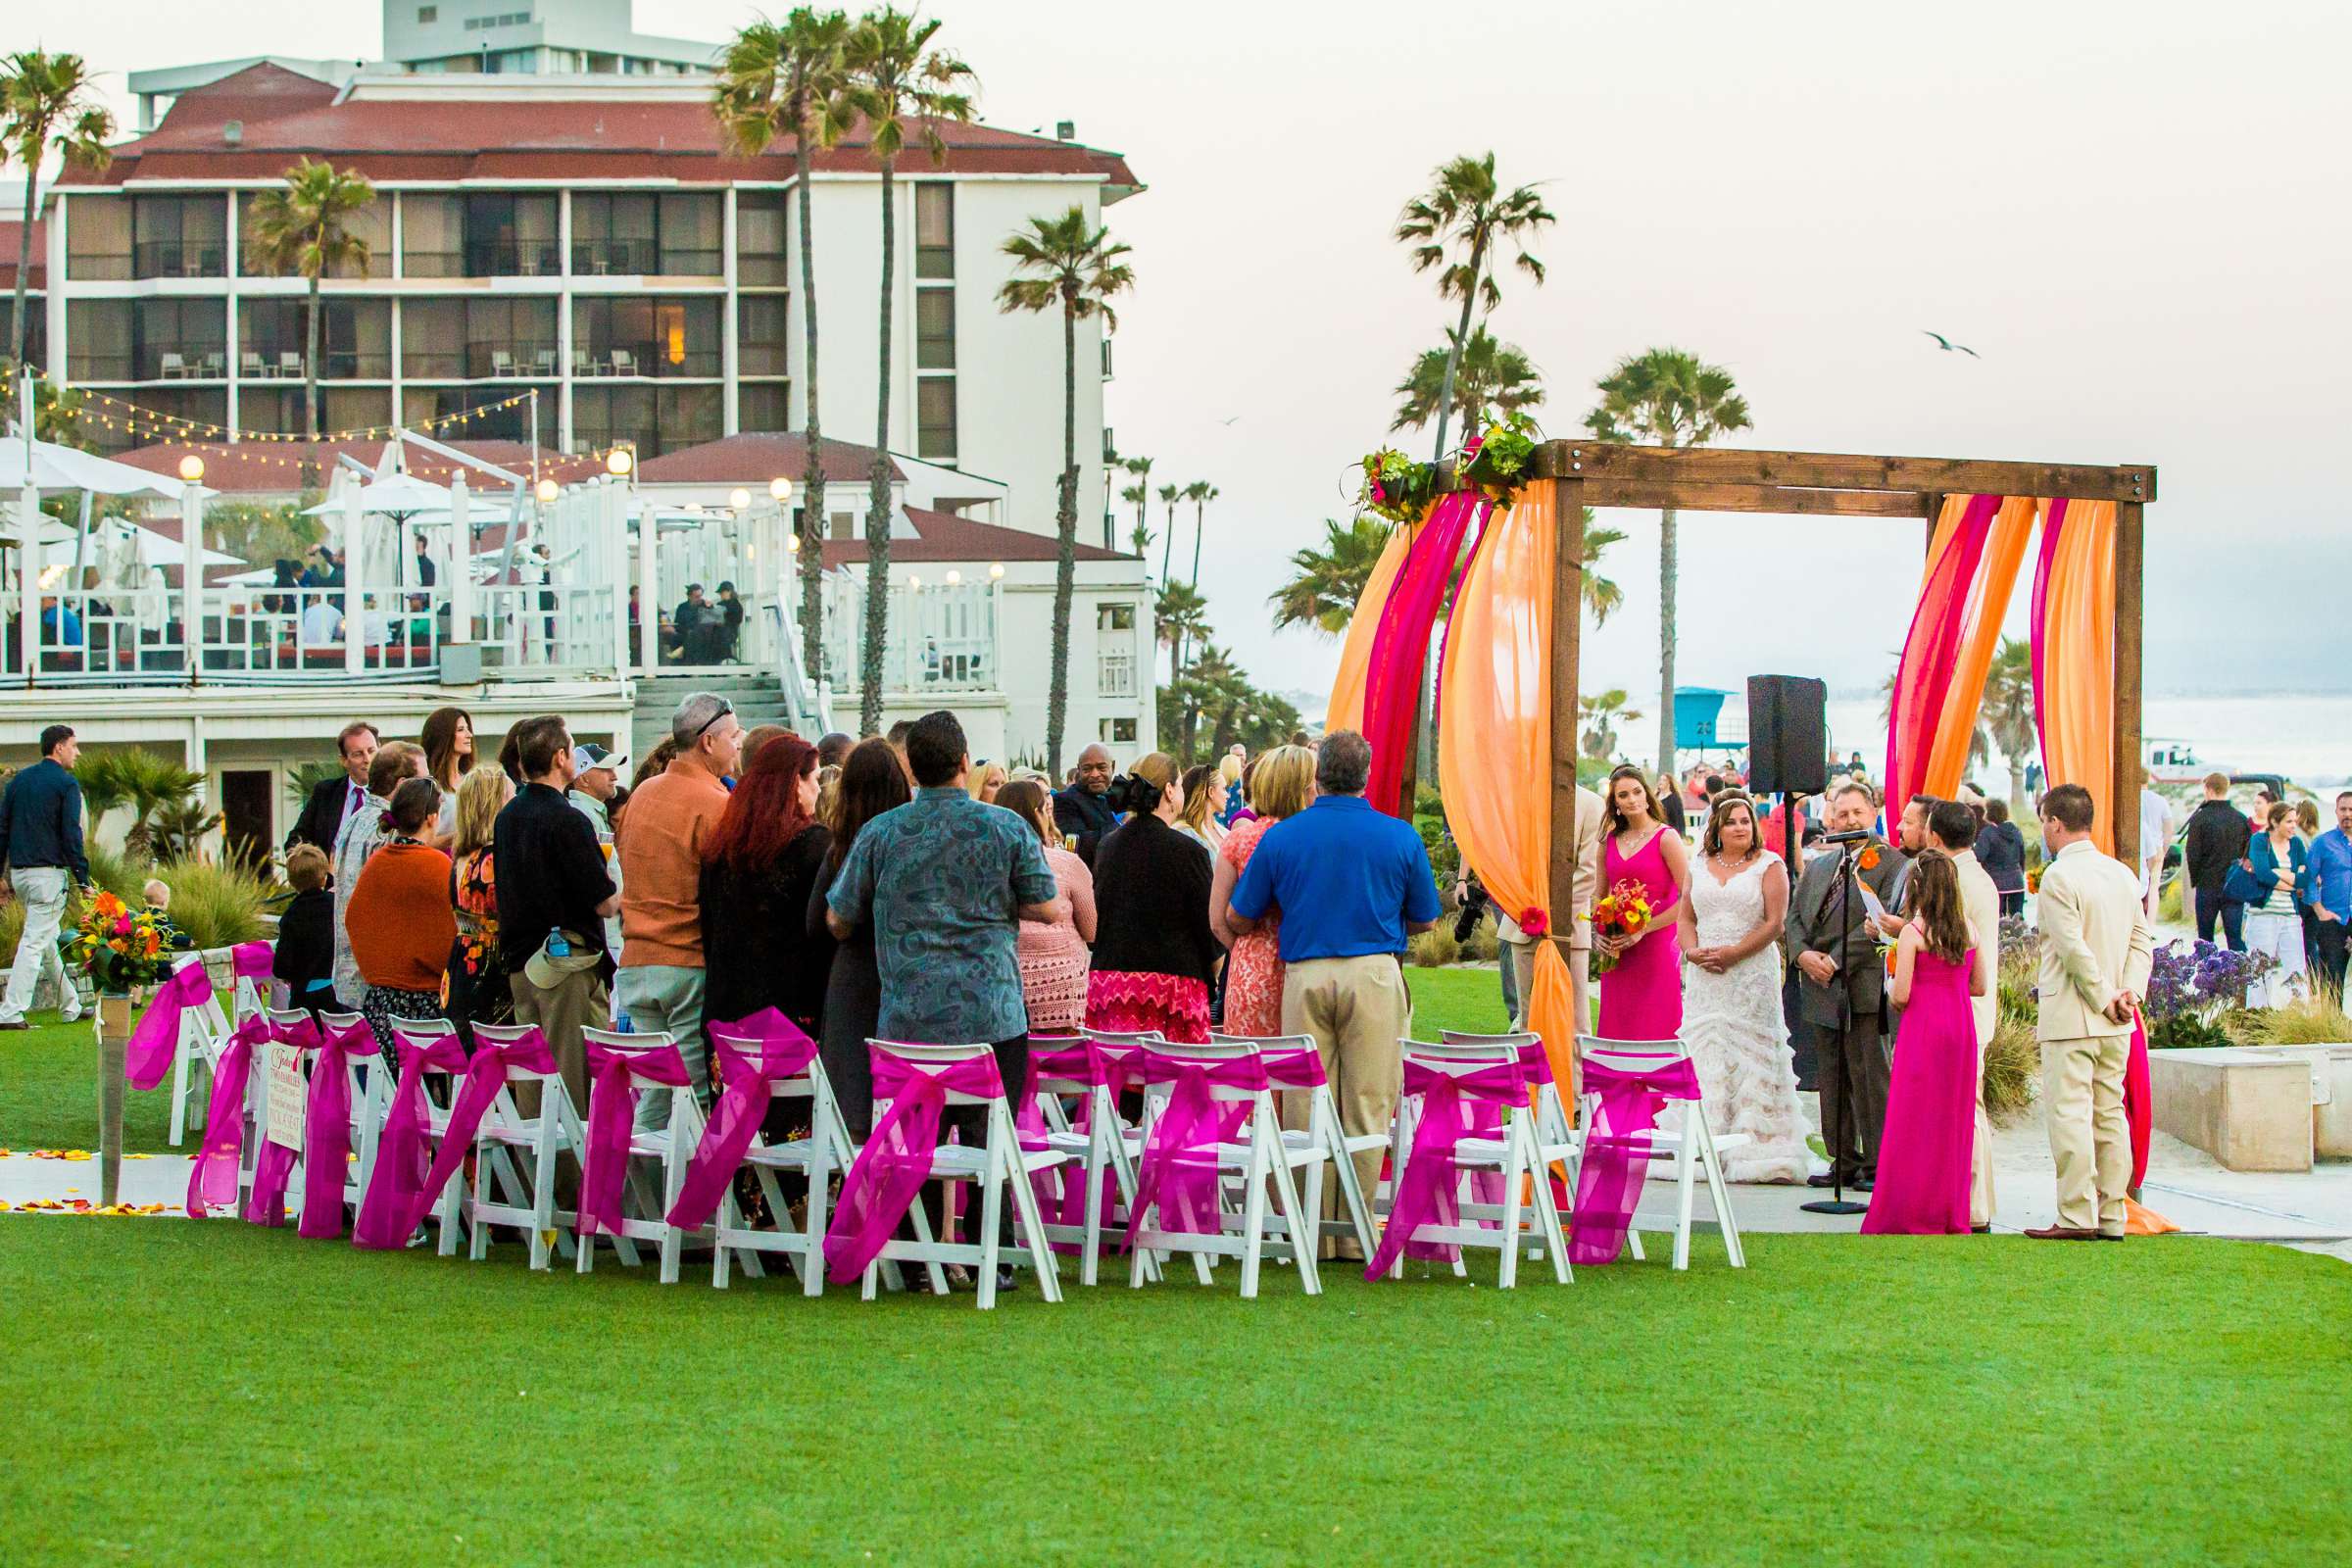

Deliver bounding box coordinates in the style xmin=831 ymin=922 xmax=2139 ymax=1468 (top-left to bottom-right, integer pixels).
xmin=1366 ymin=1056 xmax=1528 ymax=1279
xmin=1570 ymin=1054 xmax=1702 ymax=1265
xmin=242 ymin=1015 xmax=379 ymax=1234
xmin=184 ymin=1015 xmax=270 ymax=1216
xmin=577 ymin=1038 xmax=693 ymax=1237
xmin=1015 ymin=1039 xmax=1092 ymax=1245
xmin=123 ymin=960 xmax=213 ymax=1092
xmin=1260 ymin=1045 xmax=1328 ymax=1090
xmin=1124 ymin=1052 xmax=1269 ymax=1244
xmin=662 ymin=1008 xmax=819 ymax=1231
xmin=351 ymin=1032 xmax=471 ymax=1249
xmin=821 ymin=1046 xmax=1006 ymax=1284
xmin=393 ymin=1026 xmax=560 ymax=1240
xmin=230 ymin=941 xmax=273 ymax=981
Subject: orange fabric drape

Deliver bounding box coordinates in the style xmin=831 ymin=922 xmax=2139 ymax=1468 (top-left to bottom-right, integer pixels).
xmin=2038 ymin=499 xmax=2118 ymax=855
xmin=1323 ymin=514 xmax=1415 ymax=734
xmin=1437 ymin=483 xmax=1577 ymax=1089
xmin=1920 ymin=495 xmax=2037 ymax=798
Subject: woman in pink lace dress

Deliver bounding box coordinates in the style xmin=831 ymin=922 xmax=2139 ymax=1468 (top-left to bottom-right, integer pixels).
xmin=1210 ymin=745 xmax=1317 ymax=1037
xmin=998 ymin=779 xmax=1095 ymax=1034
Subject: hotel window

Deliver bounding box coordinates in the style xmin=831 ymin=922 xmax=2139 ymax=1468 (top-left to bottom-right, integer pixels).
xmin=571 ymin=191 xmax=720 ymax=275
xmin=402 ymin=297 xmax=556 ymax=379
xmin=239 ymin=298 xmax=392 ymax=379
xmin=736 ymin=191 xmax=790 ymax=287
xmin=460 ymin=193 xmax=559 ymax=277
xmin=80 ymin=387 xmax=224 ymax=453
xmin=1098 ymin=603 xmax=1136 ymax=632
xmin=1100 ymin=717 xmax=1138 ymax=745
xmin=916 ymin=377 xmax=956 ymax=462
xmin=107 ymin=298 xmax=227 ymax=381
xmin=571 ymin=382 xmax=720 ymax=459
xmin=914 ymin=183 xmax=954 ymax=279
xmin=829 ymin=511 xmax=857 ymax=541
xmin=131 ymin=194 xmax=226 ymax=279
xmin=572 ymin=296 xmax=720 ymax=378
xmin=399 ymin=383 xmax=536 ymax=441
xmin=417 ymin=6 xmax=436 ymax=22
xmin=65 ymin=195 xmax=132 ymax=280
xmin=244 ymin=385 xmax=393 ymax=438
xmin=0 ymin=298 xmax=41 ymax=369
xmin=738 ymin=293 xmax=789 ymax=377
xmin=66 ymin=299 xmax=133 ymax=380
xmin=914 ymin=289 xmax=956 ymax=370
xmin=738 ymin=381 xmax=790 ymax=434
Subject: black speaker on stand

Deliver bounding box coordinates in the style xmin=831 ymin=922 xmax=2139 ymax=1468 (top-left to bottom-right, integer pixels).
xmin=1749 ymin=675 xmax=1833 ymax=1106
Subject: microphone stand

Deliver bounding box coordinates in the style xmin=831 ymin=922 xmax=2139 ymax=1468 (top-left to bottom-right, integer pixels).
xmin=1800 ymin=837 xmax=1869 ymax=1217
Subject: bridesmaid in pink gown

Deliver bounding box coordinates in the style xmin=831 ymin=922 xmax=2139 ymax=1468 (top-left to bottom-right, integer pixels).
xmin=1595 ymin=764 xmax=1689 ymax=1039
xmin=1862 ymin=850 xmax=1990 ymax=1236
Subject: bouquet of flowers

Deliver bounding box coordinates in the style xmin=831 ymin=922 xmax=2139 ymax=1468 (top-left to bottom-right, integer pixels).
xmin=1590 ymin=877 xmax=1654 ymax=975
xmin=1358 ymin=447 xmax=1438 ymax=524
xmin=1459 ymin=411 xmax=1542 ymax=504
xmin=60 ymin=891 xmax=188 ymax=997
xmin=2143 ymin=939 xmax=2273 ymax=1050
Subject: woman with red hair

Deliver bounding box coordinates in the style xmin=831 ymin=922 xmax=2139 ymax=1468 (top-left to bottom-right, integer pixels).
xmin=699 ymin=733 xmax=832 ymax=1040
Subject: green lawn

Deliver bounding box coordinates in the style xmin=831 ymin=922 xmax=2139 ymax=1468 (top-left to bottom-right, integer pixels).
xmin=0 ymin=1220 xmax=2342 ymax=1563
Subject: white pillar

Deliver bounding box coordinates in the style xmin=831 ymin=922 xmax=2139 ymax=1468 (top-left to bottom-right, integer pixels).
xmin=16 ymin=483 xmax=37 ymax=682
xmin=636 ymin=486 xmax=659 ymax=678
xmin=180 ymin=481 xmax=206 ymax=681
xmin=342 ymin=486 xmax=366 ymax=675
xmin=605 ymin=481 xmax=630 ymax=675
xmin=447 ymin=472 xmax=473 ymax=644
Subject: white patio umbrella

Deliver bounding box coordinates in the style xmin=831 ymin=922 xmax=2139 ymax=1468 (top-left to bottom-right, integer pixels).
xmin=0 ymin=436 xmax=179 ymax=497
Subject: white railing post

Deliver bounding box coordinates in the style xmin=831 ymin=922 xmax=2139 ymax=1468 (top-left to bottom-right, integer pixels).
xmin=180 ymin=479 xmax=206 ymax=684
xmin=448 ymin=471 xmax=473 ymax=647
xmin=636 ymin=483 xmax=659 ymax=678
xmin=16 ymin=481 xmax=36 ymax=683
xmin=342 ymin=485 xmax=366 ymax=676
xmin=606 ymin=481 xmax=630 ymax=675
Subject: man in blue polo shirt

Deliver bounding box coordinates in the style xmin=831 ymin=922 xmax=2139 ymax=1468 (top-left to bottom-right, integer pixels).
xmin=1228 ymin=728 xmax=1439 ymax=1253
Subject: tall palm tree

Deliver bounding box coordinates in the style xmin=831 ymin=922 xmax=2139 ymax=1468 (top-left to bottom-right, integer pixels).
xmin=1 ymin=52 xmax=112 ymax=374
xmin=1390 ymin=327 xmax=1543 ymax=436
xmin=1185 ymin=480 xmax=1216 ymax=589
xmin=1270 ymin=515 xmax=1388 ymax=636
xmin=997 ymin=205 xmax=1134 ymax=776
xmin=1580 ymin=514 xmax=1627 ymax=626
xmin=1585 ymin=348 xmax=1752 ymax=768
xmin=1580 ymin=690 xmax=1642 ymax=761
xmin=244 ymin=160 xmax=376 ymax=447
xmin=713 ymin=8 xmax=855 ymax=680
xmin=1152 ymin=578 xmax=1208 ymax=685
xmin=843 ymin=7 xmax=975 ymax=734
xmin=1394 ymin=151 xmax=1553 ymax=461
xmin=1120 ymin=481 xmax=1152 ymax=557
xmin=1982 ymin=635 xmax=2037 ymax=815
xmin=1155 ymin=482 xmax=1181 ymax=584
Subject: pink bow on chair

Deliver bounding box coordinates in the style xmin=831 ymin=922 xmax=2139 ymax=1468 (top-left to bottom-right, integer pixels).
xmin=352 ymin=1032 xmax=471 ymax=1250
xmin=394 ymin=1026 xmax=559 ymax=1241
xmin=577 ymin=1037 xmax=693 ymax=1238
xmin=1366 ymin=1055 xmax=1529 ymax=1279
xmin=1124 ymin=1053 xmax=1269 ymax=1245
xmin=243 ymin=1014 xmax=379 ymax=1236
xmin=1570 ymin=1054 xmax=1701 ymax=1265
xmin=821 ymin=1046 xmax=1006 ymax=1285
xmin=122 ymin=960 xmax=213 ymax=1092
xmin=184 ymin=1015 xmax=270 ymax=1217
xmin=664 ymin=1008 xmax=817 ymax=1232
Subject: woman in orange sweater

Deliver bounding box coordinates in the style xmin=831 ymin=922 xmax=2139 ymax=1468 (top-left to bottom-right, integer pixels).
xmin=347 ymin=776 xmax=457 ymax=1070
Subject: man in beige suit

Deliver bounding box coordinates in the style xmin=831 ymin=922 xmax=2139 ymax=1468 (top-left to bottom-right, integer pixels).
xmin=1927 ymin=800 xmax=2002 ymax=1230
xmin=1485 ymin=783 xmax=1602 ymax=1030
xmin=2027 ymin=784 xmax=2155 ymax=1242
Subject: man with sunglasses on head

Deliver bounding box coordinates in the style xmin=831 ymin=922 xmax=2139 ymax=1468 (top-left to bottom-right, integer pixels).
xmin=615 ymin=691 xmax=743 ymax=1126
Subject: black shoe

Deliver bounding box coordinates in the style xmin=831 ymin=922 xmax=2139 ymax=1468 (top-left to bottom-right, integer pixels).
xmin=1970 ymin=1225 xmax=1992 ymax=1235
xmin=1805 ymin=1172 xmax=1838 ymax=1189
xmin=995 ymin=1265 xmax=1018 ymax=1293
xmin=2095 ymin=1232 xmax=2125 ymax=1242
xmin=0 ymin=1019 xmax=28 ymax=1031
xmin=1851 ymin=1177 xmax=1875 ymax=1193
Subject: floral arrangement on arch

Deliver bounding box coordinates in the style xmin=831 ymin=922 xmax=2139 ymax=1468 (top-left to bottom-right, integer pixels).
xmin=1459 ymin=410 xmax=1542 ymax=504
xmin=61 ymin=891 xmax=188 ymax=996
xmin=1589 ymin=877 xmax=1654 ymax=975
xmin=1358 ymin=448 xmax=1439 ymax=525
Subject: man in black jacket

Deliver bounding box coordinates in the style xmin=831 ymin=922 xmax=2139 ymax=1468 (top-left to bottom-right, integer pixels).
xmin=0 ymin=724 xmax=92 ymax=1028
xmin=286 ymin=721 xmax=379 ymax=852
xmin=2180 ymin=770 xmax=2253 ymax=951
xmin=1053 ymin=743 xmax=1119 ymax=864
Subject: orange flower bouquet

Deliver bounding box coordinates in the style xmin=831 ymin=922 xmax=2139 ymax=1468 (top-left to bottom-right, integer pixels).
xmin=1590 ymin=877 xmax=1654 ymax=976
xmin=62 ymin=891 xmax=187 ymax=996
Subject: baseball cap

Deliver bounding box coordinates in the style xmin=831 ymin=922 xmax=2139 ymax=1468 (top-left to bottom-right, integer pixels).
xmin=575 ymin=742 xmax=627 ymax=774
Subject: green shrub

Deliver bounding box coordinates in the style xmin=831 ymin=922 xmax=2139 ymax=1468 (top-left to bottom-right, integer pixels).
xmin=1459 ymin=911 xmax=1500 ymax=962
xmin=1983 ymin=1017 xmax=2039 ymax=1124
xmin=1407 ymin=926 xmax=1460 ymax=967
xmin=148 ymin=856 xmax=280 ymax=951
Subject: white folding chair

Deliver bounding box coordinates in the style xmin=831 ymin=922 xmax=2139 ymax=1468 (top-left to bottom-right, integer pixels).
xmin=1024 ymin=1035 xmax=1158 ymax=1287
xmin=857 ymin=1040 xmax=1068 ymax=1309
xmin=1212 ymin=1030 xmax=1382 ymax=1259
xmin=1382 ymin=1038 xmax=1574 ymax=1286
xmin=464 ymin=1022 xmax=587 ymax=1271
xmin=575 ymin=1028 xmax=700 ymax=1281
xmin=708 ymin=1027 xmax=859 ymax=1295
xmin=1441 ymin=1028 xmax=1581 ymax=1252
xmin=166 ymin=952 xmax=225 ymax=1148
xmin=264 ymin=1006 xmax=387 ymax=1226
xmin=1126 ymin=1038 xmax=1322 ymax=1298
xmin=1575 ymin=1036 xmax=1749 ymax=1270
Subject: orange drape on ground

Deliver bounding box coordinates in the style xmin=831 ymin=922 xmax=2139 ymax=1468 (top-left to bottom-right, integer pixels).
xmin=1437 ymin=484 xmax=1577 ymax=1090
xmin=2038 ymin=499 xmax=2118 ymax=855
xmin=1324 ymin=514 xmax=1415 ymax=734
xmin=1920 ymin=495 xmax=2037 ymax=798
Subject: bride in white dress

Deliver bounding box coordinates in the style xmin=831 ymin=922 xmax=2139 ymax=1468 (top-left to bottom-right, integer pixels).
xmin=1676 ymin=793 xmax=1811 ymax=1183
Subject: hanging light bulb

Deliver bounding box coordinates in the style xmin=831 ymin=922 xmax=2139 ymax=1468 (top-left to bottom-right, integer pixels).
xmin=177 ymin=455 xmax=205 ymax=483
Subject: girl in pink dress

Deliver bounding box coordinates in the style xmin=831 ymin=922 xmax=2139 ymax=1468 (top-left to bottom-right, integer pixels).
xmin=1862 ymin=850 xmax=1989 ymax=1236
xmin=1209 ymin=745 xmax=1318 ymax=1038
xmin=997 ymin=780 xmax=1096 ymax=1035
xmin=1595 ymin=763 xmax=1689 ymax=1040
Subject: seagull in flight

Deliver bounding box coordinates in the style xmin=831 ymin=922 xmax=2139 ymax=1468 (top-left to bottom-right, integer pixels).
xmin=1218 ymin=416 xmax=1243 ymax=425
xmin=1921 ymin=330 xmax=1980 ymax=358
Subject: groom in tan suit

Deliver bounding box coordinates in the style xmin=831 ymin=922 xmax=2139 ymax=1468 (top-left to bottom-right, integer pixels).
xmin=2027 ymin=784 xmax=2155 ymax=1242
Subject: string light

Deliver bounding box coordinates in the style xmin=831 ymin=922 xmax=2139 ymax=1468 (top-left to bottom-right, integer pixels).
xmin=75 ymin=386 xmax=540 ymax=445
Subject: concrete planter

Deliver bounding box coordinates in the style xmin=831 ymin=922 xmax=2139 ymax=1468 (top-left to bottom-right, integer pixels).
xmin=2147 ymin=1045 xmax=2334 ymax=1172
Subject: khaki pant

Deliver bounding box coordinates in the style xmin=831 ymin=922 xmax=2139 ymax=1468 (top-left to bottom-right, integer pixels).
xmin=2042 ymin=1032 xmax=2130 ymax=1234
xmin=508 ymin=966 xmax=607 ymax=1120
xmin=1970 ymin=1039 xmax=1996 ymax=1228
xmin=1280 ymin=955 xmax=1410 ymax=1243
xmin=1503 ymin=940 xmax=1590 ymax=1041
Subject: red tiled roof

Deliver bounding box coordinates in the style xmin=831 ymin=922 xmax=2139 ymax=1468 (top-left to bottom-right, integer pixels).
xmin=0 ymin=220 xmax=44 ymax=289
xmin=820 ymin=506 xmax=1131 ymax=568
xmin=635 ymin=431 xmax=898 ymax=486
xmin=114 ymin=437 xmax=604 ymax=493
xmin=66 ymin=63 xmax=1141 ymax=190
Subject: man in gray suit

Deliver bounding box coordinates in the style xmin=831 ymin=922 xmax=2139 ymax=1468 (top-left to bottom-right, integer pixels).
xmin=1786 ymin=781 xmax=1909 ymax=1189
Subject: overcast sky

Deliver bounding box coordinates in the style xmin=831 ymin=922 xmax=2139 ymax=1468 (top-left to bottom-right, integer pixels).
xmin=22 ymin=1 xmax=2352 ymax=706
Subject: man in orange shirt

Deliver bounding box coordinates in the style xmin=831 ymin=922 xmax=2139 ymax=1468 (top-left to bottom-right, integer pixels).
xmin=616 ymin=691 xmax=744 ymax=1127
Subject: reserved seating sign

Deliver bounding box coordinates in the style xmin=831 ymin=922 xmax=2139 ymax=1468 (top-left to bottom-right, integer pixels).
xmin=265 ymin=1043 xmax=306 ymax=1154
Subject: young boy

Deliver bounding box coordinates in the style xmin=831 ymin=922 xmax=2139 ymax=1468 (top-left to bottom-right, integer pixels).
xmin=272 ymin=845 xmax=336 ymax=1012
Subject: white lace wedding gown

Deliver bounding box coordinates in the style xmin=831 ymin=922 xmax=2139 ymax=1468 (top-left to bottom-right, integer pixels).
xmin=1679 ymin=856 xmax=1811 ymax=1184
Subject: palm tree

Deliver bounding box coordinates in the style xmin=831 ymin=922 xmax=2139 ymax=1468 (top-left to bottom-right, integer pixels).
xmin=1982 ymin=636 xmax=2037 ymax=815
xmin=713 ymin=8 xmax=855 ymax=680
xmin=1152 ymin=578 xmax=1208 ymax=684
xmin=997 ymin=205 xmax=1135 ymax=776
xmin=1 ymin=52 xmax=113 ymax=374
xmin=1581 ymin=515 xmax=1627 ymax=626
xmin=1585 ymin=348 xmax=1752 ymax=768
xmin=1580 ymin=690 xmax=1642 ymax=760
xmin=1120 ymin=482 xmax=1152 ymax=557
xmin=1270 ymin=515 xmax=1387 ymax=636
xmin=1185 ymin=480 xmax=1217 ymax=588
xmin=244 ymin=160 xmax=376 ymax=448
xmin=1156 ymin=482 xmax=1181 ymax=584
xmin=843 ymin=7 xmax=975 ymax=734
xmin=1391 ymin=327 xmax=1543 ymax=436
xmin=1394 ymin=151 xmax=1554 ymax=461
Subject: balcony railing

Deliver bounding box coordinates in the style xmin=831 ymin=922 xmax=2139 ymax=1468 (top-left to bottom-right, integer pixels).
xmin=461 ymin=241 xmax=564 ymax=278
xmin=237 ymin=350 xmax=394 ymax=381
xmin=133 ymin=241 xmax=226 ymax=279
xmin=570 ymin=344 xmax=721 ymax=379
xmin=570 ymin=239 xmax=722 ymax=276
xmin=140 ymin=348 xmax=229 ymax=381
xmin=821 ymin=574 xmax=998 ymax=694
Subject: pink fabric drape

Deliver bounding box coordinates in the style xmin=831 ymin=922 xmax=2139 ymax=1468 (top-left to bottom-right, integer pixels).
xmin=185 ymin=1015 xmax=269 ymax=1216
xmin=822 ymin=1047 xmax=1008 ymax=1285
xmin=296 ymin=1014 xmax=378 ymax=1240
xmin=1124 ymin=1051 xmax=1271 ymax=1242
xmin=393 ymin=1027 xmax=559 ymax=1240
xmin=1325 ymin=517 xmax=1416 ymax=735
xmin=1361 ymin=491 xmax=1485 ymax=815
xmin=352 ymin=1031 xmax=470 ymax=1249
xmin=664 ymin=1009 xmax=819 ymax=1231
xmin=1884 ymin=495 xmax=1998 ymax=815
xmin=2031 ymin=499 xmax=2119 ymax=854
xmin=1014 ymin=1039 xmax=1094 ymax=1242
xmin=1921 ymin=497 xmax=2038 ymax=800
xmin=1366 ymin=1055 xmax=1528 ymax=1279
xmin=123 ymin=960 xmax=212 ymax=1092
xmin=1569 ymin=1054 xmax=1702 ymax=1264
xmin=576 ymin=1038 xmax=693 ymax=1238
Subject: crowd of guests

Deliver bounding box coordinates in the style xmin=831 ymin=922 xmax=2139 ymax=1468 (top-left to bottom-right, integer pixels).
xmin=2176 ymin=770 xmax=2350 ymax=1002
xmin=279 ymin=705 xmax=1436 ymax=1266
